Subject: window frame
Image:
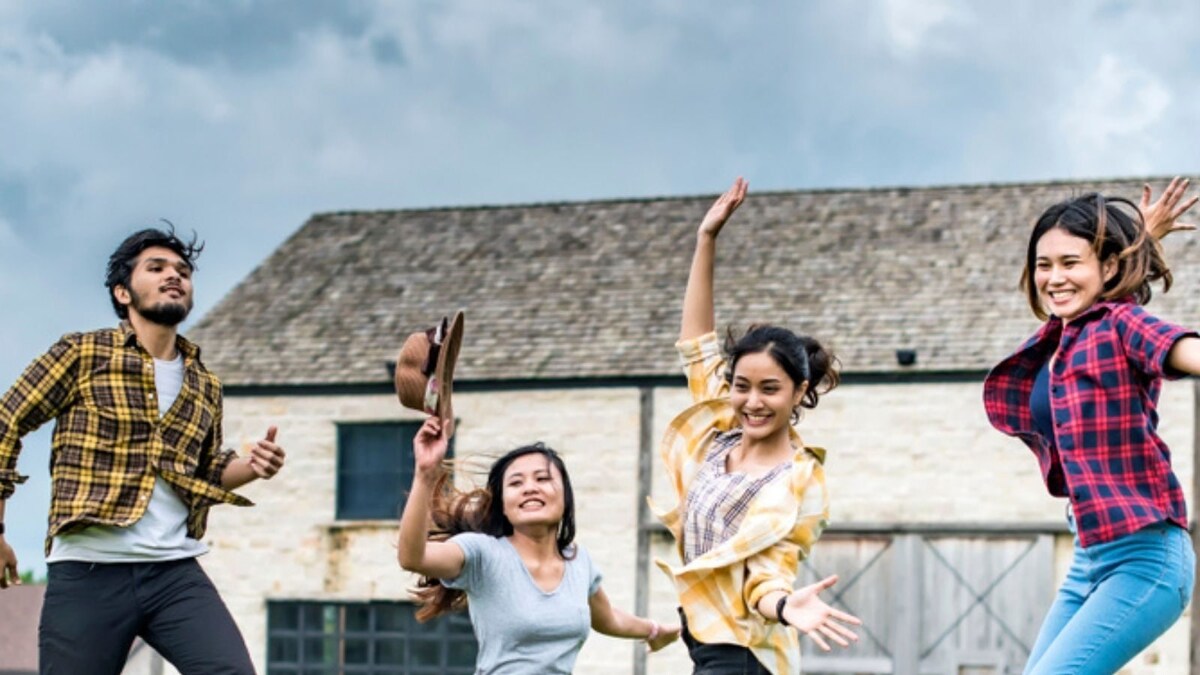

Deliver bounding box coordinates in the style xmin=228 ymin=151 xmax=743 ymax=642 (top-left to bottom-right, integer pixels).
xmin=266 ymin=600 xmax=478 ymax=674
xmin=335 ymin=420 xmax=454 ymax=520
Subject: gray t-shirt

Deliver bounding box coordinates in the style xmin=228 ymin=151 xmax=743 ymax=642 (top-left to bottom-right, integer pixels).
xmin=443 ymin=532 xmax=602 ymax=675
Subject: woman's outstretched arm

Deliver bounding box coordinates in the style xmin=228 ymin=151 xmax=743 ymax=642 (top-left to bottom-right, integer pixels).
xmin=681 ymin=177 xmax=748 ymax=342
xmin=588 ymin=586 xmax=681 ymax=652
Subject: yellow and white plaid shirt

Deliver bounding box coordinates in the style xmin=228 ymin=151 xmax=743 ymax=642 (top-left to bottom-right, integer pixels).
xmin=649 ymin=332 xmax=829 ymax=675
xmin=0 ymin=324 xmax=251 ymax=554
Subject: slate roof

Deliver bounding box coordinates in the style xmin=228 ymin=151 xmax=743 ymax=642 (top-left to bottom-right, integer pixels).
xmin=188 ymin=177 xmax=1200 ymax=386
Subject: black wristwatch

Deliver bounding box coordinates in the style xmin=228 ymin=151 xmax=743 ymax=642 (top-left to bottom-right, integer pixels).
xmin=0 ymin=522 xmax=5 ymax=536
xmin=776 ymin=595 xmax=790 ymax=627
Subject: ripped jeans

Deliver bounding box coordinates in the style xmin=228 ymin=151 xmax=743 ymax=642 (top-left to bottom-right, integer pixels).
xmin=1024 ymin=518 xmax=1195 ymax=674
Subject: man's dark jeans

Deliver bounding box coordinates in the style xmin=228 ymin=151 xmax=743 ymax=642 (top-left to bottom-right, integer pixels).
xmin=39 ymin=557 xmax=254 ymax=674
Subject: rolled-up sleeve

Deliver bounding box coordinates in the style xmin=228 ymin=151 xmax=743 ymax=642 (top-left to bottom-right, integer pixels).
xmin=744 ymin=539 xmax=801 ymax=613
xmin=0 ymin=336 xmax=81 ymax=499
xmin=196 ymin=387 xmax=238 ymax=488
xmin=1113 ymin=304 xmax=1197 ymax=379
xmin=677 ymin=332 xmax=730 ymax=403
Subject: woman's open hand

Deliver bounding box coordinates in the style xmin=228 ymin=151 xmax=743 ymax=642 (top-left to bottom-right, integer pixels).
xmin=1141 ymin=176 xmax=1197 ymax=241
xmin=698 ymin=177 xmax=748 ymax=238
xmin=782 ymin=575 xmax=863 ymax=652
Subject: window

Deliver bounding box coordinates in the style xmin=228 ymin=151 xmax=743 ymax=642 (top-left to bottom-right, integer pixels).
xmin=337 ymin=422 xmax=453 ymax=519
xmin=267 ymin=601 xmax=478 ymax=675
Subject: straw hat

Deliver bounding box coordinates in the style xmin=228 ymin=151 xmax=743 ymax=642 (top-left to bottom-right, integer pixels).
xmin=394 ymin=311 xmax=464 ymax=419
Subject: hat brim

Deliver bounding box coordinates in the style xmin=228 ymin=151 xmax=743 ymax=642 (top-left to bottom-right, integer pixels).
xmin=432 ymin=310 xmax=464 ymax=420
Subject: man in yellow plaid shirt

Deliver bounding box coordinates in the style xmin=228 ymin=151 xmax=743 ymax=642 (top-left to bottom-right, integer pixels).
xmin=0 ymin=226 xmax=286 ymax=674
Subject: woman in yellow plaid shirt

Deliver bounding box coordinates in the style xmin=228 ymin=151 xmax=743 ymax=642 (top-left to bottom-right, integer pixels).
xmin=651 ymin=177 xmax=861 ymax=674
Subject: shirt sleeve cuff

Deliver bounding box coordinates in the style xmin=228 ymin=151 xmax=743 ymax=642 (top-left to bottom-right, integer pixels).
xmin=746 ymin=579 xmax=793 ymax=613
xmin=676 ymin=332 xmax=721 ymax=367
xmin=208 ymin=448 xmax=240 ymax=486
xmin=1162 ymin=330 xmax=1200 ymax=380
xmin=0 ymin=470 xmax=29 ymax=500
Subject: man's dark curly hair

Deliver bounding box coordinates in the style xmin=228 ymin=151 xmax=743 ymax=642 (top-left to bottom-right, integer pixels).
xmin=104 ymin=222 xmax=203 ymax=319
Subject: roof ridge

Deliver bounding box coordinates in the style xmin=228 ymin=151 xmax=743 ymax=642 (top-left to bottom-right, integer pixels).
xmin=307 ymin=174 xmax=1182 ymax=218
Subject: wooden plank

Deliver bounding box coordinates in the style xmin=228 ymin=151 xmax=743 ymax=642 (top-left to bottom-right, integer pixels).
xmin=802 ymin=655 xmax=893 ymax=673
xmin=633 ymin=386 xmax=654 ymax=675
xmin=893 ymin=534 xmax=922 ymax=674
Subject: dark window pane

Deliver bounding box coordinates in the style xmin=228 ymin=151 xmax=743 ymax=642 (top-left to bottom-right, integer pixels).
xmin=300 ymin=604 xmax=332 ymax=634
xmin=447 ymin=612 xmax=474 ymax=632
xmin=337 ymin=473 xmax=402 ymax=520
xmin=410 ymin=638 xmax=443 ymax=666
xmin=303 ymin=637 xmax=337 ymax=664
xmin=344 ymin=638 xmax=370 ymax=664
xmin=269 ymin=603 xmax=299 ymax=631
xmin=375 ymin=638 xmax=405 ymax=665
xmin=268 ymin=637 xmax=298 ymax=663
xmin=337 ymin=422 xmax=453 ymax=519
xmin=374 ymin=603 xmax=409 ymax=632
xmin=447 ymin=641 xmax=477 ymax=667
xmin=345 ymin=604 xmax=371 ymax=632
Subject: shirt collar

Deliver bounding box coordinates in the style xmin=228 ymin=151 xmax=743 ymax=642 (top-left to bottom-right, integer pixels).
xmin=1045 ymin=296 xmax=1136 ymax=331
xmin=117 ymin=321 xmax=201 ymax=361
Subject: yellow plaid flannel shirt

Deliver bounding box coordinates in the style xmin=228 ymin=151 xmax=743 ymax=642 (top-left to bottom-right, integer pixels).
xmin=649 ymin=332 xmax=829 ymax=675
xmin=0 ymin=323 xmax=251 ymax=554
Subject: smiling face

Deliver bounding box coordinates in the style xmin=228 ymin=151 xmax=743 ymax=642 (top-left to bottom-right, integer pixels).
xmin=500 ymin=453 xmax=566 ymax=531
xmin=1034 ymin=227 xmax=1116 ymax=322
xmin=113 ymin=245 xmax=195 ymax=327
xmin=730 ymin=351 xmax=806 ymax=442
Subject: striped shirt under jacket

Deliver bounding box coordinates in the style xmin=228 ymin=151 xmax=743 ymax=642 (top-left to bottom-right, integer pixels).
xmin=649 ymin=332 xmax=829 ymax=675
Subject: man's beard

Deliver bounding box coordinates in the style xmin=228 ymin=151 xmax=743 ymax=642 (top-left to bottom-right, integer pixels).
xmin=129 ymin=287 xmax=192 ymax=327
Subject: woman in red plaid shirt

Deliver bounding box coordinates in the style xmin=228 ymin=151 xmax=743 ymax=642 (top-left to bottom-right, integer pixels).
xmin=984 ymin=178 xmax=1200 ymax=674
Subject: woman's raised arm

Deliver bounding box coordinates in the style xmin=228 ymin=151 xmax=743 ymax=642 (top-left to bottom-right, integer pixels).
xmin=681 ymin=177 xmax=747 ymax=342
xmin=397 ymin=416 xmax=466 ymax=580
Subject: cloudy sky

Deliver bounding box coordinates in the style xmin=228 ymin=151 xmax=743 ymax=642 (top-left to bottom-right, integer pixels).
xmin=2 ymin=0 xmax=1199 ymax=572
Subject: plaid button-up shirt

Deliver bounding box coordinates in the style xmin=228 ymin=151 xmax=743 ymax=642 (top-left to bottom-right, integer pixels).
xmin=649 ymin=332 xmax=829 ymax=675
xmin=0 ymin=324 xmax=251 ymax=554
xmin=984 ymin=299 xmax=1194 ymax=547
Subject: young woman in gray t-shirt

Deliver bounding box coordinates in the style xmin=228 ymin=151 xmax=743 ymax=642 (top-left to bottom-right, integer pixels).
xmin=398 ymin=416 xmax=680 ymax=674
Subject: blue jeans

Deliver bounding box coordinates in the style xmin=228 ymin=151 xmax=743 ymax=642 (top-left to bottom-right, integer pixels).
xmin=1024 ymin=519 xmax=1195 ymax=674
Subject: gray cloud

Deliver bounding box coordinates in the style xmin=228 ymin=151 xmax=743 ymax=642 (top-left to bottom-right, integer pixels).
xmin=10 ymin=0 xmax=376 ymax=69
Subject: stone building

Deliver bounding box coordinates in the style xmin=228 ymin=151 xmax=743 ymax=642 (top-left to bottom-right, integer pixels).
xmin=186 ymin=177 xmax=1200 ymax=674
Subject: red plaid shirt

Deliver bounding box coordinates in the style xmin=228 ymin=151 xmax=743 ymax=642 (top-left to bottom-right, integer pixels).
xmin=983 ymin=299 xmax=1195 ymax=547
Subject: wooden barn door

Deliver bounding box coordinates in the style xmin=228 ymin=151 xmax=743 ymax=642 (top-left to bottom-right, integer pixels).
xmin=798 ymin=531 xmax=1055 ymax=675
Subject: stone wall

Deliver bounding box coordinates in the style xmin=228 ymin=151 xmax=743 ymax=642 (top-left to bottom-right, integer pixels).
xmin=201 ymin=377 xmax=1195 ymax=674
